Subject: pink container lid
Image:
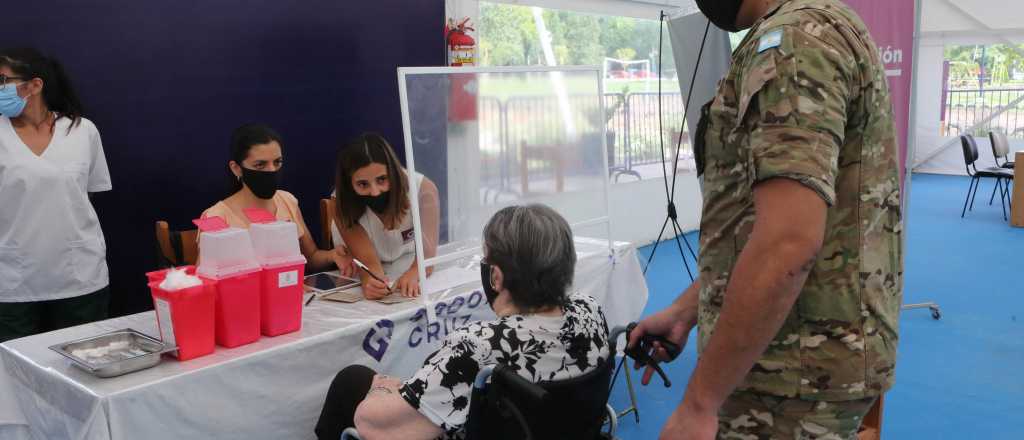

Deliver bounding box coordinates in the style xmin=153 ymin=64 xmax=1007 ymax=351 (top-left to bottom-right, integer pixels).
xmin=193 ymin=216 xmax=229 ymax=232
xmin=243 ymin=207 xmax=277 ymax=224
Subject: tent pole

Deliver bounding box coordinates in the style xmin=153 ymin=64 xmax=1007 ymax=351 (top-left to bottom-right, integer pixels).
xmin=902 ymin=0 xmax=941 ymax=320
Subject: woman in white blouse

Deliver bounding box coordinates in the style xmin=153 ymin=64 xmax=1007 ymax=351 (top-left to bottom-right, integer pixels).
xmin=0 ymin=48 xmax=112 ymax=342
xmin=331 ymin=133 xmax=440 ymax=299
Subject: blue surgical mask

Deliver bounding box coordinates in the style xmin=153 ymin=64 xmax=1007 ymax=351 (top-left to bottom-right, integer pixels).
xmin=0 ymin=83 xmax=27 ymax=118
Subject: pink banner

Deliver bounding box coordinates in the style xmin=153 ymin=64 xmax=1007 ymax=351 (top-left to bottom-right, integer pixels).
xmin=843 ymin=0 xmax=916 ymax=182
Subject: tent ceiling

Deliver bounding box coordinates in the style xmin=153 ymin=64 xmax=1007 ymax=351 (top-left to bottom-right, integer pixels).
xmin=922 ymin=0 xmax=1024 ymax=34
xmin=484 ymin=1 xmax=1024 ymax=41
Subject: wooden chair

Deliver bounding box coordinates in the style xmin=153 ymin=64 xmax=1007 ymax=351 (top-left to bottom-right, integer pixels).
xmin=155 ymin=221 xmax=199 ymax=267
xmin=520 ymin=140 xmax=565 ymax=195
xmin=319 ymin=198 xmax=337 ymax=250
xmin=857 ymin=395 xmax=884 ymax=440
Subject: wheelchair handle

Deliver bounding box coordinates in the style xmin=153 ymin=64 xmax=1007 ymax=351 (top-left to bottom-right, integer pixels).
xmin=623 ymin=322 xmax=678 ymax=388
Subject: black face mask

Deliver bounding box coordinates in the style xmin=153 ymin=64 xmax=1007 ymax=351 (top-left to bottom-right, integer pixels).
xmin=359 ymin=192 xmax=390 ymax=215
xmin=695 ymin=0 xmax=744 ymax=32
xmin=480 ymin=262 xmax=500 ymax=308
xmin=241 ymin=167 xmax=279 ymax=199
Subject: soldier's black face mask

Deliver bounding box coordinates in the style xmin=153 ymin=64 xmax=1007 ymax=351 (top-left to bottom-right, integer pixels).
xmin=695 ymin=0 xmax=744 ymax=32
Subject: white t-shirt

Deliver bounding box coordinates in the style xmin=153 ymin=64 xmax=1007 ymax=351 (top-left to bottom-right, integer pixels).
xmin=0 ymin=116 xmax=112 ymax=302
xmin=330 ymin=171 xmax=424 ymax=264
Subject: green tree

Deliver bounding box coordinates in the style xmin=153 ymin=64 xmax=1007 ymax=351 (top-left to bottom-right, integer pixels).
xmin=553 ymin=10 xmax=603 ymax=65
xmin=478 ymin=2 xmax=677 ymax=77
xmin=944 ymin=44 xmax=1024 ymax=88
xmin=613 ymin=47 xmax=637 ymax=61
xmin=479 ymin=3 xmax=540 ymax=66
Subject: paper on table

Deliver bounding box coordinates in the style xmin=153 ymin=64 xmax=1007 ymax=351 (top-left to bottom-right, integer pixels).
xmin=367 ymin=267 xmax=479 ymax=305
xmin=321 ymin=290 xmax=363 ymax=303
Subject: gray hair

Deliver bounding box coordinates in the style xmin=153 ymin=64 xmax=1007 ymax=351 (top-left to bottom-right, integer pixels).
xmin=482 ymin=204 xmax=576 ymax=310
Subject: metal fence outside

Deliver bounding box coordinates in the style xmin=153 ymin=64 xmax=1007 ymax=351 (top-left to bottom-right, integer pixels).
xmin=478 ymin=92 xmax=689 ymax=183
xmin=943 ymin=88 xmax=1024 ymax=138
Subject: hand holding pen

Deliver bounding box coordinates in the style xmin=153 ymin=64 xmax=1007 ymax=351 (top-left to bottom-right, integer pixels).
xmin=353 ymin=258 xmax=393 ymax=300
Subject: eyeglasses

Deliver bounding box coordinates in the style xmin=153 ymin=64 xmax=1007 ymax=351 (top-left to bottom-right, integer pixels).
xmin=0 ymin=75 xmax=26 ymax=91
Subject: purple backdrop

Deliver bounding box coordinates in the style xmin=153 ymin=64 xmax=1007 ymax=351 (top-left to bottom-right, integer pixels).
xmin=843 ymin=0 xmax=916 ymax=182
xmin=2 ymin=1 xmax=444 ymax=315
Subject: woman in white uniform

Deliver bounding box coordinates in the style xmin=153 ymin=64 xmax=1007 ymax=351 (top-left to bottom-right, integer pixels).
xmin=332 ymin=133 xmax=439 ymax=299
xmin=0 ymin=48 xmax=112 ymax=342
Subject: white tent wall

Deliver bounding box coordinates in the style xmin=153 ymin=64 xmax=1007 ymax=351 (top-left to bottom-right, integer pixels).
xmin=911 ymin=0 xmax=1024 ymax=175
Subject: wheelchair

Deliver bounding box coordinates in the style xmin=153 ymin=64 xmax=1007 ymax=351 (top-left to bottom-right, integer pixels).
xmin=342 ymin=325 xmax=671 ymax=440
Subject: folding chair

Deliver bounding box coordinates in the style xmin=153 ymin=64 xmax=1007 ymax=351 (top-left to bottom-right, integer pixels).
xmin=989 ymin=131 xmax=1015 ymax=169
xmin=320 ymin=198 xmax=337 ymax=250
xmin=960 ymin=135 xmax=1013 ymax=220
xmin=154 ymin=220 xmax=199 ymax=267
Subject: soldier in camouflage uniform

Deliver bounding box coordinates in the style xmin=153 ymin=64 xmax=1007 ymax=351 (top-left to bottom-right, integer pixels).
xmin=628 ymin=0 xmax=902 ymax=439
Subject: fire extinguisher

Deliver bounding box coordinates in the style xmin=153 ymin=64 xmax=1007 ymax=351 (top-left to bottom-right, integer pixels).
xmin=445 ymin=17 xmax=476 ymax=67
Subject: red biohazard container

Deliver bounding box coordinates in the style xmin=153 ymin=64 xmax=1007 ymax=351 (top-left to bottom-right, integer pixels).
xmin=245 ymin=208 xmax=308 ymax=336
xmin=146 ymin=266 xmax=216 ymax=361
xmin=194 ymin=216 xmax=263 ymax=348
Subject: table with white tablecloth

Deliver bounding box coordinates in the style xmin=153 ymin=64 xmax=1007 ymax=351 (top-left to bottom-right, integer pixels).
xmin=0 ymin=238 xmax=648 ymax=440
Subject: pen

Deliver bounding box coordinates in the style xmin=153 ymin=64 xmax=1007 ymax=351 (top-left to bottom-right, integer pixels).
xmin=352 ymin=258 xmax=393 ymax=294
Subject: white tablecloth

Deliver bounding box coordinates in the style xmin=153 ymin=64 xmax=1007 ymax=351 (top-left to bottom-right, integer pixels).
xmin=0 ymin=239 xmax=647 ymax=440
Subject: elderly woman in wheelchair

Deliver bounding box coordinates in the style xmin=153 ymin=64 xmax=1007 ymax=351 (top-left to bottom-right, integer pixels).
xmin=314 ymin=204 xmax=614 ymax=440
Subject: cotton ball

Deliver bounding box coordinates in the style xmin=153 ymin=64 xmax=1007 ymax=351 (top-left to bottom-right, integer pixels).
xmin=159 ymin=268 xmax=203 ymax=291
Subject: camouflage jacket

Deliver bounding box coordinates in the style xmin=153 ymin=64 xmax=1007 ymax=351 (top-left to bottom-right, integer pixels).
xmin=696 ymin=0 xmax=903 ymax=401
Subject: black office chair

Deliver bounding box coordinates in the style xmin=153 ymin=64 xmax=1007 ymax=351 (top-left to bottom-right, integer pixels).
xmin=960 ymin=134 xmax=1013 ymax=220
xmin=989 ymin=131 xmax=1015 ymax=169
xmin=341 ymin=327 xmax=638 ymax=440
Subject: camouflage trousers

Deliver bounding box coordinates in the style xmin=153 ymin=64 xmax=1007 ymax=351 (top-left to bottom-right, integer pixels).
xmin=716 ymin=391 xmax=877 ymax=440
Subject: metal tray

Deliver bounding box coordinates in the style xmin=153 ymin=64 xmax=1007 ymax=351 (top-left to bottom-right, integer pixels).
xmin=49 ymin=329 xmax=176 ymax=378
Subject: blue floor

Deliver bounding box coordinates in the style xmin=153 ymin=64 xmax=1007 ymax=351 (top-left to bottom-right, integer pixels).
xmin=611 ymin=173 xmax=1024 ymax=439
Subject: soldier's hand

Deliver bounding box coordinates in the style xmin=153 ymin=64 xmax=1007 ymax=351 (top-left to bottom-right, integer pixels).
xmin=628 ymin=303 xmax=696 ymax=386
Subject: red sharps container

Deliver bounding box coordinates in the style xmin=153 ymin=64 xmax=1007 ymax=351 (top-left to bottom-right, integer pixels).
xmin=194 ymin=216 xmax=262 ymax=348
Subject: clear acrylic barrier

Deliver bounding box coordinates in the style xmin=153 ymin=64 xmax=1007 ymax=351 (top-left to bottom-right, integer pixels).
xmin=398 ymin=66 xmax=613 ymax=296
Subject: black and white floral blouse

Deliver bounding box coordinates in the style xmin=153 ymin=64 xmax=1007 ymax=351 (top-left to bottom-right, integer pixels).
xmin=399 ymin=293 xmax=610 ymax=440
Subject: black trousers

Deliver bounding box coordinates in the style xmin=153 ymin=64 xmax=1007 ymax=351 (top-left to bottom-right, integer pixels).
xmin=316 ymin=364 xmax=377 ymax=440
xmin=0 ymin=286 xmax=111 ymax=343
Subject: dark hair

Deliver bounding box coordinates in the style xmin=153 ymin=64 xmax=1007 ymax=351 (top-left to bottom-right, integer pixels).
xmin=334 ymin=133 xmax=410 ymax=229
xmin=483 ymin=204 xmax=576 ymax=312
xmin=228 ymin=124 xmax=283 ymax=194
xmin=0 ymin=47 xmax=84 ymax=132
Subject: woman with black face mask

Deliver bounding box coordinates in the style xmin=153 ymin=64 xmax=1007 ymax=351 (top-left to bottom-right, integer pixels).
xmin=331 ymin=133 xmax=440 ymax=299
xmin=201 ymin=124 xmax=354 ymax=274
